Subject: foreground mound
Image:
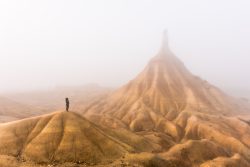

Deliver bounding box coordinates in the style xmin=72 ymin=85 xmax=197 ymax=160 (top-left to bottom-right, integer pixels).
xmin=0 ymin=112 xmax=135 ymax=165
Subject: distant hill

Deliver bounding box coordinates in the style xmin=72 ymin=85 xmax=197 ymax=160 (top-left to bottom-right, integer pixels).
xmin=0 ymin=96 xmax=45 ymax=123
xmin=4 ymin=84 xmax=111 ymax=115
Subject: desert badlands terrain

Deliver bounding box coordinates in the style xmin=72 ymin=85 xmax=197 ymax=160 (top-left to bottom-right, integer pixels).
xmin=0 ymin=37 xmax=250 ymax=167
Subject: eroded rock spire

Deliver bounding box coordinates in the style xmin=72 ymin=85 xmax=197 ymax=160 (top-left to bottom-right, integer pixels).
xmin=161 ymin=29 xmax=169 ymax=53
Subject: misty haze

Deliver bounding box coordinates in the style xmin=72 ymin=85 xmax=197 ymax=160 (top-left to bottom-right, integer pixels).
xmin=0 ymin=1 xmax=250 ymax=167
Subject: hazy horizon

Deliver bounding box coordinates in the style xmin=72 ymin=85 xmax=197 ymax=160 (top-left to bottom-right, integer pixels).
xmin=0 ymin=0 xmax=250 ymax=96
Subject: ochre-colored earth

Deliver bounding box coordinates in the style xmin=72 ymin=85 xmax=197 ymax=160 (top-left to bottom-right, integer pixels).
xmin=0 ymin=37 xmax=250 ymax=167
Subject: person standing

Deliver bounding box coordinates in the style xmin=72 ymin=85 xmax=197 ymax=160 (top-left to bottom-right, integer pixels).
xmin=65 ymin=97 xmax=70 ymax=112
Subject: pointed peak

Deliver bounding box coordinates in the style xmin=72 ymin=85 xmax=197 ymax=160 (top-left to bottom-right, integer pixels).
xmin=161 ymin=29 xmax=169 ymax=51
xmin=155 ymin=29 xmax=171 ymax=60
xmin=163 ymin=29 xmax=168 ymax=46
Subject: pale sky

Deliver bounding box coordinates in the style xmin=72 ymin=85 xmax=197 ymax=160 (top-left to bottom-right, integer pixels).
xmin=0 ymin=0 xmax=249 ymax=95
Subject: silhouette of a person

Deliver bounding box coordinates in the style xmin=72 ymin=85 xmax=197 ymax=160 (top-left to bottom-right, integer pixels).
xmin=65 ymin=97 xmax=69 ymax=112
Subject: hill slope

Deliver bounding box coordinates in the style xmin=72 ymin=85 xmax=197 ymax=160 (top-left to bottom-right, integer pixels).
xmin=0 ymin=112 xmax=128 ymax=164
xmin=81 ymin=33 xmax=250 ymax=166
xmin=83 ymin=33 xmax=249 ymax=131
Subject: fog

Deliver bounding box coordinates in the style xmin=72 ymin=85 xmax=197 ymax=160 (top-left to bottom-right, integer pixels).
xmin=0 ymin=0 xmax=249 ymax=97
